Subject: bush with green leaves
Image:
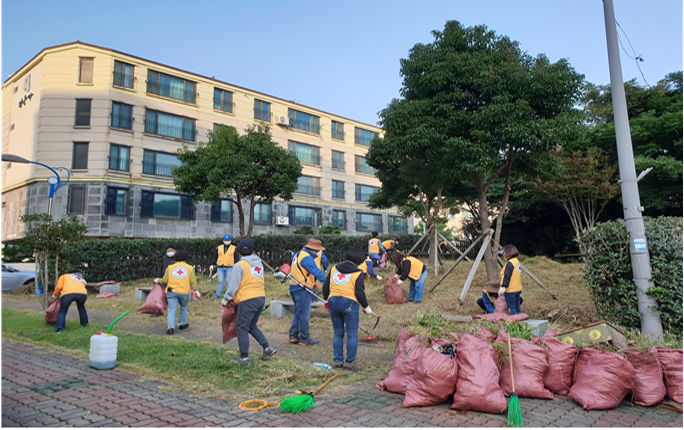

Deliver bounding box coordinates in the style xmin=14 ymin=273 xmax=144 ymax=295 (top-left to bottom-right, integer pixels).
xmin=580 ymin=217 xmax=682 ymax=336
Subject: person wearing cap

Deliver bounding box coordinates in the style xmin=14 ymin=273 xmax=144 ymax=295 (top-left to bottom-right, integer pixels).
xmin=477 ymin=280 xmax=501 ymax=313
xmin=221 ymin=239 xmax=277 ymax=364
xmin=367 ymin=232 xmax=387 ymax=270
xmin=389 ymin=251 xmax=427 ymax=304
xmin=307 ymin=237 xmax=329 ymax=301
xmin=288 ymin=239 xmax=328 ymax=345
xmin=154 ymin=250 xmax=197 ymax=335
xmin=323 ymin=247 xmax=371 ymax=370
xmin=53 ymin=272 xmax=89 ymax=334
xmin=498 ymin=245 xmax=524 ymax=315
xmin=151 ymin=245 xmax=177 ymax=318
xmin=212 ymin=235 xmax=240 ymax=301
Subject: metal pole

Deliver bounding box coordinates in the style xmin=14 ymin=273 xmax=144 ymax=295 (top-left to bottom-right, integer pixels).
xmin=603 ymin=0 xmax=662 ymax=337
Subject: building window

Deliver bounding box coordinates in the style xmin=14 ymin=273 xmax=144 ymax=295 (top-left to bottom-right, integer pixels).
xmin=288 ymin=141 xmax=320 ymax=165
xmin=332 ymin=180 xmax=345 ymax=199
xmin=332 ymin=210 xmax=346 ymax=229
xmin=331 ymin=121 xmax=345 ymax=141
xmin=389 ymin=216 xmax=408 ymax=233
xmin=331 ymin=150 xmax=345 ymax=170
xmin=78 ymin=58 xmax=94 ymax=84
xmin=105 ymin=188 xmax=127 ymax=216
xmin=355 ymin=184 xmax=379 ymax=202
xmin=143 ymin=150 xmax=181 ymax=177
xmin=146 ymin=70 xmax=196 ymax=104
xmin=214 ymin=88 xmax=233 ymax=113
xmin=144 ymin=110 xmax=195 ymax=141
xmin=288 ymin=206 xmax=321 ymax=227
xmin=68 ymin=185 xmax=86 ymax=214
xmin=210 ymin=200 xmax=233 ymax=223
xmin=354 ymin=127 xmax=377 ymax=146
xmin=111 ymin=102 xmax=133 ymax=130
xmin=72 ymin=142 xmax=89 ymax=170
xmin=108 ymin=144 xmax=130 ymax=172
xmin=356 ymin=213 xmax=382 ymax=232
xmin=254 ymin=100 xmax=270 ymax=122
xmin=113 ymin=61 xmax=134 ymax=88
xmin=141 ymin=191 xmax=194 ymax=219
xmin=254 ymin=203 xmax=271 ymax=225
xmin=75 ymin=99 xmax=91 ymax=126
xmin=355 ymin=155 xmax=375 ymax=175
xmin=288 ymin=109 xmax=320 ymax=134
xmin=296 ymin=176 xmax=321 ymax=196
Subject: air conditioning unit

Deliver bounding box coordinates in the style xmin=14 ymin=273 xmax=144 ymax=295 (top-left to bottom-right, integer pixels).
xmin=277 ymin=116 xmax=289 ymax=126
xmin=275 ymin=216 xmax=289 ymax=226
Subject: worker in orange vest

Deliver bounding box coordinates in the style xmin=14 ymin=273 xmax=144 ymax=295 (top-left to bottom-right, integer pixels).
xmin=53 ymin=272 xmax=89 ymax=334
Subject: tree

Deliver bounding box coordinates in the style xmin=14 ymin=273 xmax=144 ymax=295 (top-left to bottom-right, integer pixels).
xmin=173 ymin=124 xmax=302 ymax=237
xmin=367 ymin=21 xmax=584 ymax=280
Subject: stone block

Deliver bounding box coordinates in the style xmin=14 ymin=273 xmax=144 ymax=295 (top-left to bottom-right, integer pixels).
xmin=524 ymin=319 xmax=549 ymax=337
xmin=135 ymin=287 xmax=153 ymax=301
xmin=99 ymin=283 xmax=121 ymax=294
xmin=269 ymin=299 xmax=323 ymax=317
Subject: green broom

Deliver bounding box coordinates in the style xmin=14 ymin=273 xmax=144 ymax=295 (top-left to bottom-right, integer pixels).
xmin=507 ymin=333 xmax=524 ymax=427
xmin=280 ymin=370 xmax=342 ymax=413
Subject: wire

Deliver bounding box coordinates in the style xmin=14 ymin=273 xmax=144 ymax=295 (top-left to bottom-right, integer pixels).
xmin=615 ymin=20 xmax=651 ymax=88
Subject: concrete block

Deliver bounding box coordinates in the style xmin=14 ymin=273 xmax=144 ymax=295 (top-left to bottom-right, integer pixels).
xmin=135 ymin=287 xmax=153 ymax=301
xmin=270 ymin=300 xmax=294 ymax=317
xmin=99 ymin=283 xmax=121 ymax=295
xmin=525 ymin=319 xmax=549 ymax=337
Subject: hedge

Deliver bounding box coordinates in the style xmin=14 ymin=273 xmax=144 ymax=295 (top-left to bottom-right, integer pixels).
xmin=579 ymin=217 xmax=682 ymax=337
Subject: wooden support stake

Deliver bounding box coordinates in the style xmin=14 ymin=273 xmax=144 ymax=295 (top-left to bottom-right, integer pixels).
xmin=428 ymin=229 xmax=490 ymax=293
xmin=458 ymin=229 xmax=494 ymax=304
xmin=407 ymin=226 xmax=432 ymax=256
xmin=438 ymin=232 xmax=473 ymax=263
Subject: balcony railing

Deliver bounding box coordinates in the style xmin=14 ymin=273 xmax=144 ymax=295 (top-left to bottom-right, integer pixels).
xmin=112 ymin=72 xmax=134 ymax=89
xmin=295 ymin=185 xmax=321 ymax=196
xmin=289 ymin=117 xmax=320 ymax=135
xmin=105 ymin=199 xmax=126 ymax=216
xmin=111 ymin=114 xmax=133 ymax=130
xmin=254 ymin=109 xmax=270 ymax=122
xmin=332 ymin=159 xmax=345 ymax=170
xmin=143 ymin=161 xmax=177 ymax=177
xmin=144 ymin=120 xmax=195 ymax=142
xmin=108 ymin=156 xmax=129 ymax=172
xmin=146 ymin=81 xmax=196 ymax=104
xmin=213 ymin=97 xmax=233 ymax=113
xmin=331 ymin=130 xmax=345 ymax=140
xmin=332 ymin=190 xmax=345 ymax=199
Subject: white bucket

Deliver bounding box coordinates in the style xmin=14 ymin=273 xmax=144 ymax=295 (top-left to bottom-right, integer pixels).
xmin=89 ymin=332 xmax=118 ymax=370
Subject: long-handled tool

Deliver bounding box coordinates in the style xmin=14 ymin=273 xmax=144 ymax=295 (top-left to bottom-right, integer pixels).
xmin=279 ymin=370 xmax=342 ymax=413
xmin=273 ymin=264 xmax=326 ymax=302
xmin=507 ymin=333 xmax=523 ymax=427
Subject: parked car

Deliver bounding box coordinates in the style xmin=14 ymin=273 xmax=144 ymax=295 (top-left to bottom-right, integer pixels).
xmin=1 ymin=263 xmax=36 ymax=293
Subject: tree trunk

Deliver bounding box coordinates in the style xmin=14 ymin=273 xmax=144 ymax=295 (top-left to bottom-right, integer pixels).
xmin=246 ymin=196 xmax=256 ymax=238
xmin=492 ymin=159 xmax=513 ymax=251
xmin=475 ymin=174 xmax=499 ymax=281
xmin=234 ymin=198 xmax=245 ymax=237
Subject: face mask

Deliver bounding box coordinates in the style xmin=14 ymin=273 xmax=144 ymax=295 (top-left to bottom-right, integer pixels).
xmin=223 ymin=241 xmax=231 ymax=246
xmin=167 ymin=252 xmax=175 ymax=257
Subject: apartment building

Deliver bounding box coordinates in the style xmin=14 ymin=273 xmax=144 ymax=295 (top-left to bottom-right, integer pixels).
xmin=1 ymin=42 xmax=412 ymax=242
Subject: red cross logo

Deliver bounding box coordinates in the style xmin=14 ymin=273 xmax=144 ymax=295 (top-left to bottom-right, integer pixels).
xmin=176 ymin=269 xmax=184 ymax=276
xmin=254 ymin=267 xmax=262 ymax=274
xmin=337 ymin=273 xmax=346 ymax=281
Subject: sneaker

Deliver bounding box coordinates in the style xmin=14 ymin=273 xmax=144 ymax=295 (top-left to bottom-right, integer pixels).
xmin=166 ymin=328 xmax=174 ymax=335
xmin=343 ymin=361 xmax=356 ymax=370
xmin=81 ymin=324 xmax=88 ymax=328
xmin=179 ymin=323 xmax=189 ymax=330
xmin=211 ymin=296 xmax=220 ymax=301
xmin=299 ymin=339 xmax=319 ymax=345
xmin=262 ymin=346 xmax=277 ymax=360
xmin=231 ymin=357 xmax=250 ymax=365
xmin=289 ymin=338 xmax=300 ymax=344
xmin=413 ymin=301 xmax=421 ymax=305
xmin=334 ymin=362 xmax=344 ymax=369
xmin=55 ymin=328 xmax=64 ymax=334
xmin=407 ymin=299 xmax=414 ymax=302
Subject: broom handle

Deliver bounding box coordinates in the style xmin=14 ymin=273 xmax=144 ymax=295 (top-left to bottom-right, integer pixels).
xmin=507 ymin=333 xmax=516 ymax=393
xmin=273 ymin=286 xmax=290 ymax=301
xmin=312 ymin=370 xmax=343 ymax=396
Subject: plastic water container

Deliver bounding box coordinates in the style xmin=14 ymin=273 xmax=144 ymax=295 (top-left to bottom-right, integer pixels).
xmin=89 ymin=332 xmax=119 ymax=370
xmin=313 ymin=362 xmax=332 ymax=370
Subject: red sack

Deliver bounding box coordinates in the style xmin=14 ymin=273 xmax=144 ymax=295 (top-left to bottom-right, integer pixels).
xmin=377 ymin=337 xmax=423 ymax=394
xmin=500 ymin=342 xmax=554 ymax=400
xmin=393 ymin=326 xmax=412 ymax=356
xmin=656 ymin=347 xmax=683 ymax=404
xmin=191 ymin=287 xmax=200 ymax=301
xmin=221 ymin=300 xmax=239 ymax=344
xmin=569 ymin=349 xmax=636 ymax=410
xmin=403 ymin=347 xmax=459 ymax=407
xmin=136 ymin=283 xmax=168 ymax=315
xmin=475 ymin=326 xmax=497 ymax=343
xmin=624 ymin=349 xmax=666 ymax=406
xmin=380 ymin=252 xmax=388 ymax=268
xmin=451 ymin=334 xmax=508 ymax=414
xmin=543 ymin=329 xmax=561 ymax=338
xmin=473 ymin=296 xmax=530 ymax=322
xmin=45 ymin=298 xmax=60 ymax=325
xmin=534 ymin=337 xmax=578 ymax=395
xmin=384 ymin=277 xmax=408 ymax=304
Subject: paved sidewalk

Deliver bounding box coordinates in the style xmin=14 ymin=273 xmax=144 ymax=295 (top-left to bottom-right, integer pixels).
xmin=2 ymin=341 xmax=682 ymax=428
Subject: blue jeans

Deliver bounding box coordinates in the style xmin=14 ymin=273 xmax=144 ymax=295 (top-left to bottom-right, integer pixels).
xmin=236 ymin=297 xmax=269 ymax=358
xmin=328 ymin=297 xmax=359 ymax=364
xmin=505 ymin=291 xmax=522 ymax=315
xmin=56 ymin=294 xmax=88 ymax=330
xmin=167 ymin=292 xmax=190 ymax=329
xmin=408 ymin=270 xmax=428 ymax=302
xmin=288 ymin=287 xmax=312 ymax=342
xmin=216 ymin=267 xmax=233 ymax=298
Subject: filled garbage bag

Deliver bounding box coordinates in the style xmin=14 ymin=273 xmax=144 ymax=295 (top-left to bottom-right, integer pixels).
xmin=403 ymin=347 xmax=459 ymax=407
xmin=475 ymin=326 xmax=498 ymax=343
xmin=380 ymin=252 xmax=388 ymax=268
xmin=45 ymin=298 xmax=61 ymax=325
xmin=136 ymin=283 xmax=168 ymax=315
xmin=221 ymin=300 xmax=239 ymax=344
xmin=377 ymin=337 xmax=423 ymax=394
xmin=451 ymin=334 xmax=508 ymax=414
xmin=624 ymin=348 xmax=666 ymax=406
xmin=500 ymin=342 xmax=554 ymax=400
xmin=473 ymin=296 xmax=529 ymax=322
xmin=569 ymin=348 xmax=635 ymax=410
xmin=543 ymin=329 xmax=561 ymax=338
xmin=534 ymin=337 xmax=578 ymax=396
xmin=656 ymin=347 xmax=683 ymax=404
xmin=384 ymin=277 xmax=408 ymax=304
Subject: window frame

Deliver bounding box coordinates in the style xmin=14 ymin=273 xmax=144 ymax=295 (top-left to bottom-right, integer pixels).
xmin=67 ymin=185 xmax=86 ymax=215
xmin=331 ymin=121 xmax=345 ymax=141
xmin=144 ymin=109 xmax=196 ymax=142
xmin=389 ymin=216 xmax=408 ymax=233
xmin=113 ymin=60 xmax=134 ymax=89
xmin=108 ymin=144 xmax=130 ymax=172
xmin=146 ymin=70 xmax=196 ymax=104
xmin=142 ymin=149 xmax=181 ymax=177
xmin=331 ymin=150 xmax=345 ymax=170
xmin=356 ymin=212 xmax=382 ymax=232
xmin=295 ymin=176 xmax=321 ymax=196
xmin=140 ymin=190 xmax=194 ymax=220
xmin=111 ymin=101 xmax=133 ymax=130
xmin=105 ymin=187 xmax=128 ymax=216
xmin=288 ymin=109 xmax=320 ymax=135
xmin=332 ymin=210 xmax=346 ymax=230
xmin=253 ymin=203 xmax=271 ymax=225
xmin=288 ymin=141 xmax=320 ymax=166
xmin=254 ymin=99 xmax=271 ymax=122
xmin=331 ymin=180 xmax=345 ymax=200
xmin=78 ymin=57 xmax=94 ymax=84
xmin=354 ymin=127 xmax=378 ymax=147
xmin=355 ymin=184 xmax=379 ymax=202
xmin=355 ymin=155 xmax=376 ymax=175
xmin=213 ymin=88 xmax=233 ymax=113
xmin=287 ymin=206 xmax=322 ymax=227
xmin=210 ymin=200 xmax=234 ymax=223
xmin=74 ymin=99 xmax=92 ymax=126
xmin=71 ymin=142 xmax=89 ymax=170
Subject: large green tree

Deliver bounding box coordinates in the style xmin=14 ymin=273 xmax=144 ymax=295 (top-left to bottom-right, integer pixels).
xmin=173 ymin=124 xmax=302 ymax=237
xmin=366 ymin=21 xmax=584 ymax=279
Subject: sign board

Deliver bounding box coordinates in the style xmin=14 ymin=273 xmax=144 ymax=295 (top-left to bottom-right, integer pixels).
xmin=633 ymin=238 xmax=647 ymax=252
xmin=554 ymin=321 xmax=628 ymax=349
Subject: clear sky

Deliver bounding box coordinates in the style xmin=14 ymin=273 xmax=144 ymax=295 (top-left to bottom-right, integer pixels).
xmin=2 ymin=0 xmax=682 ymax=126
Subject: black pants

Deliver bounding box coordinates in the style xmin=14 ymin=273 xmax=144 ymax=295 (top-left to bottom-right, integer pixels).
xmin=236 ymin=297 xmax=269 ymax=358
xmin=56 ymin=294 xmax=88 ymax=330
xmin=477 ymin=295 xmax=523 ymax=311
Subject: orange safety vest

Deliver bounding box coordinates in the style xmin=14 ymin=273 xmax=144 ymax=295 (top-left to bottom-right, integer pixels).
xmin=234 ymin=260 xmax=266 ymax=304
xmin=216 ymin=244 xmax=236 ymax=267
xmin=329 ymin=267 xmax=363 ymax=303
xmin=382 ymin=240 xmax=396 ymax=250
xmin=368 ymin=238 xmax=380 ymax=254
xmin=357 ymin=260 xmax=373 ymax=282
xmin=55 ymin=274 xmax=87 ymax=296
xmin=500 ymin=257 xmax=522 ymax=293
xmin=404 ymin=256 xmax=425 ymax=281
xmin=165 ymin=262 xmax=194 ymax=295
xmin=290 ymin=250 xmax=315 ymax=288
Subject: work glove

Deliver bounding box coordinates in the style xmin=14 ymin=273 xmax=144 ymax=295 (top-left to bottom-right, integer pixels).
xmin=364 ymin=306 xmax=373 ymax=315
xmin=498 ymin=287 xmax=506 ymax=295
xmin=376 ymin=275 xmax=383 ymax=281
xmin=396 ymin=279 xmax=403 ymax=285
xmin=324 ymin=302 xmax=330 ymax=312
xmin=194 ymin=290 xmax=201 ymax=299
xmin=209 ymin=265 xmax=214 ymax=271
xmin=221 ymin=297 xmax=229 ymax=307
xmin=51 ymin=295 xmax=58 ymax=300
xmin=154 ymin=278 xmax=160 ymax=284
xmin=391 ymin=275 xmax=398 ymax=280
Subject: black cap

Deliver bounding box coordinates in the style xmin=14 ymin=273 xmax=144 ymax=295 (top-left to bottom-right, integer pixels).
xmin=238 ymin=239 xmax=255 ymax=254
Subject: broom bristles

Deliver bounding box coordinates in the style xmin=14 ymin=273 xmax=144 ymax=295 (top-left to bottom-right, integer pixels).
xmin=507 ymin=393 xmax=524 ymax=428
xmin=280 ymin=394 xmax=314 ymax=414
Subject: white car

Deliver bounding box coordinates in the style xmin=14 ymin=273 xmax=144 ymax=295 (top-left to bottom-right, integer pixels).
xmin=1 ymin=263 xmax=36 ymax=293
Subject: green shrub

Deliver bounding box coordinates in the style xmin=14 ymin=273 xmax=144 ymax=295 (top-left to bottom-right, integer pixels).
xmin=580 ymin=217 xmax=682 ymax=337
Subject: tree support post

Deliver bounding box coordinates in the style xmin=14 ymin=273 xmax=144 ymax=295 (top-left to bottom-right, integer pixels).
xmin=428 ymin=229 xmax=490 ymax=294
xmin=458 ymin=229 xmax=495 ymax=304
xmin=407 ymin=226 xmax=433 ymax=256
xmin=438 ymin=232 xmax=473 ymax=263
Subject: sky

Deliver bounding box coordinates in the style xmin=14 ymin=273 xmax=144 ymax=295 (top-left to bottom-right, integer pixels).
xmin=1 ymin=0 xmax=682 ymax=126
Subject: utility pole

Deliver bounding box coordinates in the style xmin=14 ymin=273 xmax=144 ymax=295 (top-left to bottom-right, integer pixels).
xmin=602 ymin=0 xmax=663 ymax=337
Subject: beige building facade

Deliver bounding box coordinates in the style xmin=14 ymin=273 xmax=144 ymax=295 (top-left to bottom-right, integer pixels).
xmin=1 ymin=42 xmax=412 ymax=242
